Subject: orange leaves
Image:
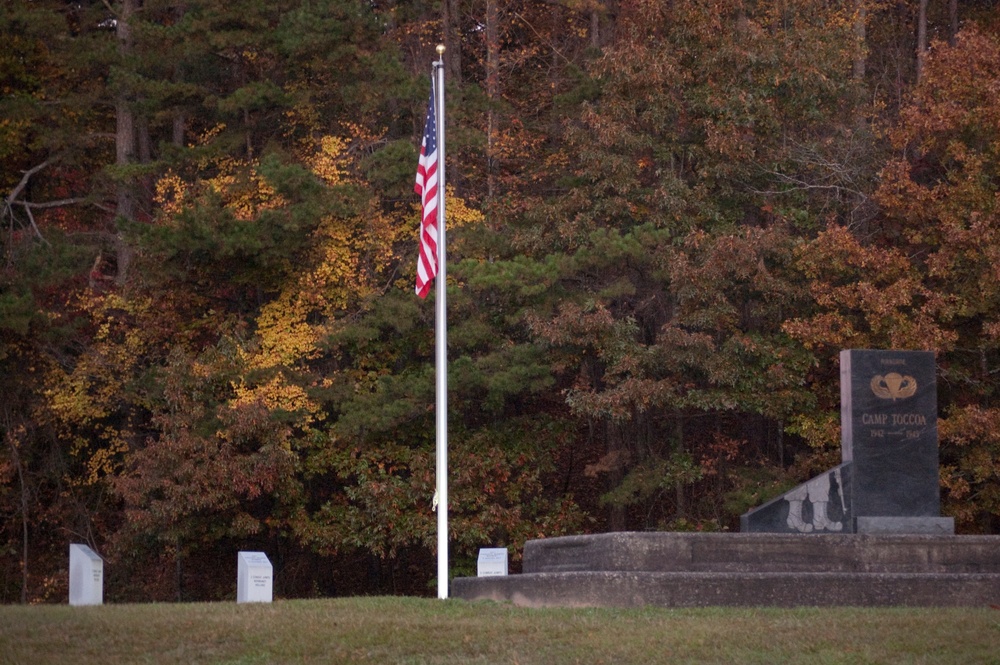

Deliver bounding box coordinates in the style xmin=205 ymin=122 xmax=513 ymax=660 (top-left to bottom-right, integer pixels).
xmin=669 ymin=226 xmax=801 ymax=325
xmin=940 ymin=405 xmax=1000 ymax=450
xmin=794 ymin=224 xmax=907 ymax=280
xmin=584 ymin=449 xmax=629 ymax=478
xmin=877 ymin=27 xmax=1000 ymax=241
xmin=847 ymin=27 xmax=1000 ymax=357
xmin=698 ymin=432 xmax=743 ymax=478
xmin=298 ymin=429 xmax=580 ymax=561
xmin=892 ymin=28 xmax=1000 ymax=154
xmin=704 ymin=120 xmax=757 ymax=161
xmin=114 ymin=348 xmax=301 ymax=550
xmin=784 ymin=224 xmax=958 ymax=351
xmin=939 ymin=404 xmax=1000 ymax=530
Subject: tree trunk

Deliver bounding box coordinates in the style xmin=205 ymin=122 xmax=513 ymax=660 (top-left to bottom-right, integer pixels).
xmin=949 ymin=0 xmax=958 ymax=46
xmin=171 ymin=10 xmax=188 ymax=148
xmin=777 ymin=420 xmax=785 ymax=468
xmin=485 ymin=0 xmax=500 ymax=201
xmin=4 ymin=425 xmax=29 ymax=604
xmin=916 ymin=0 xmax=928 ymax=82
xmin=442 ymin=0 xmax=461 ymax=82
xmin=607 ymin=421 xmax=626 ymax=531
xmin=590 ymin=8 xmax=600 ymax=50
xmin=172 ymin=114 xmax=186 ymax=147
xmin=14 ymin=443 xmax=28 ymax=604
xmin=674 ymin=417 xmax=685 ymax=518
xmin=176 ymin=539 xmax=183 ymax=602
xmin=853 ymin=0 xmax=867 ymax=80
xmin=115 ymin=0 xmax=139 ymax=285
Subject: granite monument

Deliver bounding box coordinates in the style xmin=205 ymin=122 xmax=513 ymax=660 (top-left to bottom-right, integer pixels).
xmin=742 ymin=349 xmax=954 ymax=534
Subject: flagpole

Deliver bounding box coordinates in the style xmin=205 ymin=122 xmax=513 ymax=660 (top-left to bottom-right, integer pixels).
xmin=433 ymin=44 xmax=449 ymax=600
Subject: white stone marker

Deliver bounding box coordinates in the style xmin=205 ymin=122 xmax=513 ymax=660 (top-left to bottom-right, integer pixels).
xmin=69 ymin=543 xmax=103 ymax=606
xmin=237 ymin=551 xmax=273 ymax=603
xmin=477 ymin=548 xmax=508 ymax=577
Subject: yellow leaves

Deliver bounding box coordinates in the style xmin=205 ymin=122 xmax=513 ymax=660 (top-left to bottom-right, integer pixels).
xmin=195 ymin=123 xmax=226 ymax=153
xmin=561 ymin=0 xmax=607 ymax=13
xmin=544 ymin=151 xmax=572 ymax=171
xmin=157 ymin=125 xmax=318 ymax=224
xmin=46 ymin=295 xmax=148 ymax=424
xmin=230 ymin=375 xmax=320 ymax=429
xmin=307 ymin=136 xmax=350 ymax=185
xmin=47 ymin=373 xmax=108 ymax=425
xmin=41 ymin=292 xmax=157 ymax=486
xmin=444 ymin=186 xmax=486 ymax=230
xmin=786 ymin=412 xmax=840 ymax=453
xmin=208 ymin=162 xmax=287 ymax=221
xmin=153 ymin=156 xmax=283 ymax=223
xmin=0 ymin=118 xmax=29 ymax=165
xmin=248 ymin=206 xmax=389 ymax=370
xmin=301 ymin=129 xmax=385 ymax=186
xmin=52 ymin=388 xmax=131 ymax=486
xmin=251 ymin=256 xmax=349 ymax=368
xmin=78 ymin=435 xmax=129 ymax=486
xmin=154 ymin=171 xmax=187 ymax=216
xmin=283 ymin=92 xmax=323 ymax=145
xmin=151 ymin=128 xmax=426 ymax=392
xmin=254 ymin=299 xmax=322 ymax=369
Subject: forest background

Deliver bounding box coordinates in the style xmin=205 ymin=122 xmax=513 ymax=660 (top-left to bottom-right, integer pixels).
xmin=2 ymin=0 xmax=1000 ymax=603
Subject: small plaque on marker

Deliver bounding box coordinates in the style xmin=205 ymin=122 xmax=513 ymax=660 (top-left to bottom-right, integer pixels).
xmin=477 ymin=548 xmax=508 ymax=577
xmin=237 ymin=551 xmax=273 ymax=603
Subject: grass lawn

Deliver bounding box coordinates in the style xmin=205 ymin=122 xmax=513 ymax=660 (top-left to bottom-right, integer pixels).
xmin=1 ymin=597 xmax=998 ymax=664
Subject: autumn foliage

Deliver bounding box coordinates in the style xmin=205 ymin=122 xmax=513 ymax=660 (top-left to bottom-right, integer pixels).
xmin=2 ymin=0 xmax=1000 ymax=603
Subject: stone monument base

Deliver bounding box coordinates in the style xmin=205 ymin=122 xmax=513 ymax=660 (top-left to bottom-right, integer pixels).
xmin=855 ymin=516 xmax=955 ymax=535
xmin=451 ymin=532 xmax=1000 ymax=608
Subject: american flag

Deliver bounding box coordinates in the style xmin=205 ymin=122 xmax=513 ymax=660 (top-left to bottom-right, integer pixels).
xmin=414 ymin=84 xmax=439 ymax=299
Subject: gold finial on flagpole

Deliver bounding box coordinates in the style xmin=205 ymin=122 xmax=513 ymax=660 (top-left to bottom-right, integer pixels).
xmin=436 ymin=44 xmax=446 ymax=56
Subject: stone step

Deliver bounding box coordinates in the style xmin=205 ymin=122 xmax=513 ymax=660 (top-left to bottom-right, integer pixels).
xmin=523 ymin=532 xmax=1000 ymax=574
xmin=452 ymin=532 xmax=1000 ymax=607
xmin=452 ymin=570 xmax=1000 ymax=608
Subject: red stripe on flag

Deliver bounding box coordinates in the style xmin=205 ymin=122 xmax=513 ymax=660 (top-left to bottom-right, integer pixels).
xmin=415 ymin=85 xmax=439 ymax=299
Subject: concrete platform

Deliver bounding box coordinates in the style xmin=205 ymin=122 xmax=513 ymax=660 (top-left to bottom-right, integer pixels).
xmin=451 ymin=532 xmax=1000 ymax=608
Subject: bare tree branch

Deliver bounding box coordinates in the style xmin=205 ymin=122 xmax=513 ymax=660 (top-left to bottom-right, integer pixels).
xmin=20 ymin=204 xmax=49 ymax=246
xmin=5 ymin=160 xmax=53 ymax=206
xmin=2 ymin=160 xmax=92 ymax=247
xmin=749 ymin=173 xmax=866 ymax=199
xmin=19 ymin=198 xmax=89 ymax=210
